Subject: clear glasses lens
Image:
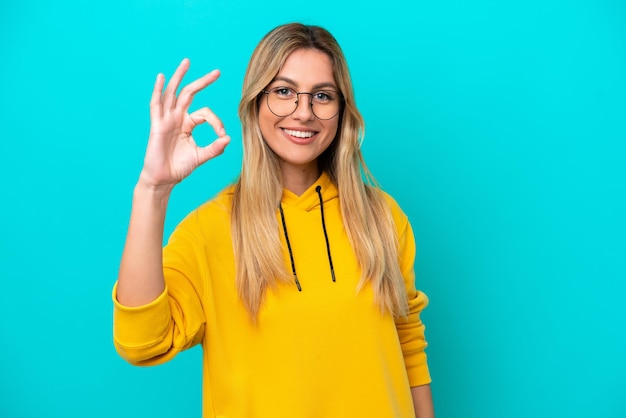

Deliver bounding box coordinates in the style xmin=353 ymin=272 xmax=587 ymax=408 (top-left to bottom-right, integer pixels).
xmin=266 ymin=87 xmax=341 ymax=120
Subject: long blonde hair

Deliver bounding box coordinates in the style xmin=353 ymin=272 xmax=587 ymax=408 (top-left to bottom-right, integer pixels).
xmin=233 ymin=23 xmax=408 ymax=319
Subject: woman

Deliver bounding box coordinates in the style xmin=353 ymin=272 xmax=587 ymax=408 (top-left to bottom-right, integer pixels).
xmin=113 ymin=23 xmax=434 ymax=417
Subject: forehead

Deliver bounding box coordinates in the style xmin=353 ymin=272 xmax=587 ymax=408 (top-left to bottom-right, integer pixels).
xmin=273 ymin=48 xmax=336 ymax=88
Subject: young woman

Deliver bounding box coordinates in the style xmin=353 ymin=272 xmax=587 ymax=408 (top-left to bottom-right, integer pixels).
xmin=113 ymin=23 xmax=434 ymax=417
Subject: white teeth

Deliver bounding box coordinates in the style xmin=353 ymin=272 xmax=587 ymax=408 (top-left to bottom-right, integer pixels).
xmin=284 ymin=129 xmax=315 ymax=138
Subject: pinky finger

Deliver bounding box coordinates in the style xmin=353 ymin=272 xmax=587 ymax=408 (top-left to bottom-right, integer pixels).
xmin=150 ymin=73 xmax=165 ymax=119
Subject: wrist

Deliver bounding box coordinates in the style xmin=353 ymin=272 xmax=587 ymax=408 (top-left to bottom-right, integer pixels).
xmin=136 ymin=172 xmax=176 ymax=195
xmin=133 ymin=178 xmax=173 ymax=207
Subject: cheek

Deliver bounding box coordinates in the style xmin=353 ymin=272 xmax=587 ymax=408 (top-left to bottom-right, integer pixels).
xmin=326 ymin=120 xmax=340 ymax=141
xmin=258 ymin=106 xmax=275 ymax=138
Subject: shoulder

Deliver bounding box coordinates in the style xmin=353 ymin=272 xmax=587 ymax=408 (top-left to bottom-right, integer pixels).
xmin=173 ymin=184 xmax=235 ymax=240
xmin=374 ymin=188 xmax=409 ymax=233
xmin=195 ymin=184 xmax=235 ymax=219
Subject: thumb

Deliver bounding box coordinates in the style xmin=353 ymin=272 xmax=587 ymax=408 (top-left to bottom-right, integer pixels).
xmin=196 ymin=135 xmax=231 ymax=165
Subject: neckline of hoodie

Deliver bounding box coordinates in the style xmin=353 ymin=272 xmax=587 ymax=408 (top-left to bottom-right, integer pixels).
xmin=280 ymin=171 xmax=337 ymax=211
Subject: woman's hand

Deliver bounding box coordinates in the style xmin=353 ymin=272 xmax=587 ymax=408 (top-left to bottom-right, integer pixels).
xmin=139 ymin=58 xmax=231 ymax=191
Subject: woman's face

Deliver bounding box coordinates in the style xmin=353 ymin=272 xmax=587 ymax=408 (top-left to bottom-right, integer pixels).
xmin=259 ymin=48 xmax=340 ymax=179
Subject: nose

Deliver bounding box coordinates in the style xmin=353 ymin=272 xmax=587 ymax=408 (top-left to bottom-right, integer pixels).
xmin=292 ymin=93 xmax=315 ymax=120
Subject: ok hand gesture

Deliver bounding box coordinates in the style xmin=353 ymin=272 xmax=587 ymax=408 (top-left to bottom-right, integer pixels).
xmin=139 ymin=58 xmax=231 ymax=190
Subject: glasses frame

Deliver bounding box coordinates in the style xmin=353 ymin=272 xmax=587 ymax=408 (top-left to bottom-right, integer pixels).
xmin=261 ymin=87 xmax=344 ymax=120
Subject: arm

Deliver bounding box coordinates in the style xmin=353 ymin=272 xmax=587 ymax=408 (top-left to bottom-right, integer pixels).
xmin=116 ymin=58 xmax=230 ymax=307
xmin=393 ymin=216 xmax=431 ymax=385
xmin=386 ymin=198 xmax=434 ymax=415
xmin=411 ymin=384 xmax=435 ymax=418
xmin=113 ymin=59 xmax=230 ymax=364
xmin=116 ymin=181 xmax=170 ymax=306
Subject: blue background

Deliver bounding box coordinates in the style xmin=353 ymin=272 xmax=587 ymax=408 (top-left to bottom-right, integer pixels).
xmin=1 ymin=0 xmax=624 ymax=417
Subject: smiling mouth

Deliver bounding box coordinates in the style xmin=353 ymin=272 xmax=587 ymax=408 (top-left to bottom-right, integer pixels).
xmin=282 ymin=128 xmax=317 ymax=138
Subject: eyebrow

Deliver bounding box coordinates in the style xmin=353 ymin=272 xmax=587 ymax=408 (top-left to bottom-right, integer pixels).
xmin=271 ymin=76 xmax=338 ymax=91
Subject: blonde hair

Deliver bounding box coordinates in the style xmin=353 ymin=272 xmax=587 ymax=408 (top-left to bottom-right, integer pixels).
xmin=233 ymin=23 xmax=408 ymax=319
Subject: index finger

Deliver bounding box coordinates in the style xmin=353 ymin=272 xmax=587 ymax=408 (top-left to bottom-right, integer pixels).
xmin=185 ymin=107 xmax=226 ymax=138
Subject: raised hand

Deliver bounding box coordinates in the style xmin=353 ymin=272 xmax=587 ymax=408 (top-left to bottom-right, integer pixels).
xmin=139 ymin=58 xmax=231 ymax=190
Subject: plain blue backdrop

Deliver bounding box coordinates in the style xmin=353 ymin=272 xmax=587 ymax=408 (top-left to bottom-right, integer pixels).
xmin=1 ymin=0 xmax=624 ymax=417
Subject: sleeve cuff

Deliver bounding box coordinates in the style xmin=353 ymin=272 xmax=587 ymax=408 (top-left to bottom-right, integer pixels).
xmin=406 ymin=356 xmax=432 ymax=387
xmin=112 ymin=282 xmax=172 ymax=349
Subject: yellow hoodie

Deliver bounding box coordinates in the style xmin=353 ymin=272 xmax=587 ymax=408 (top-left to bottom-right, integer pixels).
xmin=113 ymin=172 xmax=430 ymax=417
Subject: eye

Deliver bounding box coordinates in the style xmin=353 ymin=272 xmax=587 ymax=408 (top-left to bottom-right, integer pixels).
xmin=271 ymin=87 xmax=296 ymax=99
xmin=313 ymin=91 xmax=336 ymax=103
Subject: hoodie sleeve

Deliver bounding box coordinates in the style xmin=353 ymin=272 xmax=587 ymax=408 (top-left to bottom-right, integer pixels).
xmin=112 ymin=210 xmax=207 ymax=366
xmin=388 ymin=198 xmax=432 ymax=387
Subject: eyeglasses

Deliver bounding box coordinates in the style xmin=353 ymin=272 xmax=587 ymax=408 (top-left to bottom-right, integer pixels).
xmin=262 ymin=87 xmax=343 ymax=120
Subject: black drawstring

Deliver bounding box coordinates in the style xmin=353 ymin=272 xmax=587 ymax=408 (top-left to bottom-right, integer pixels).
xmin=316 ymin=185 xmax=336 ymax=283
xmin=279 ymin=203 xmax=302 ymax=291
xmin=278 ymin=185 xmax=337 ymax=291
